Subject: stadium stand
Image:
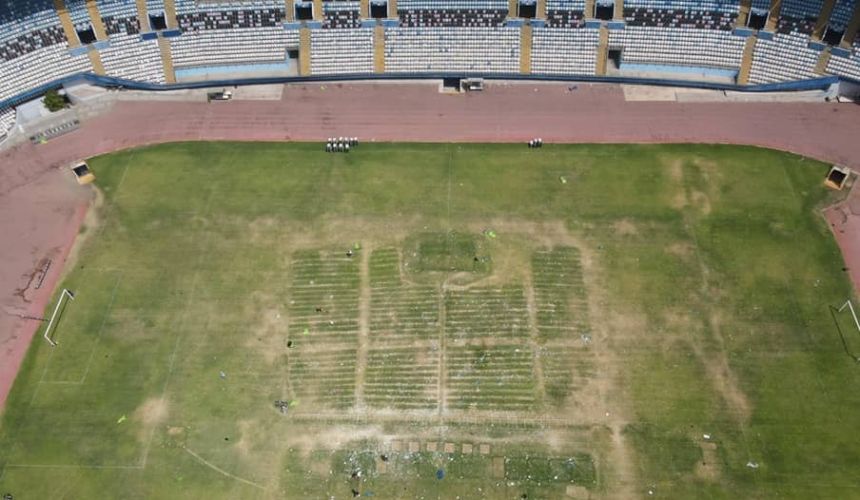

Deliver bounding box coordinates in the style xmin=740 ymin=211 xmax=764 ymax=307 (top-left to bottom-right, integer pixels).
xmin=1 ymin=0 xmax=860 ymax=117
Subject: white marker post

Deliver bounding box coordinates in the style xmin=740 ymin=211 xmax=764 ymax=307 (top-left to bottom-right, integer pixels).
xmin=43 ymin=288 xmax=75 ymax=347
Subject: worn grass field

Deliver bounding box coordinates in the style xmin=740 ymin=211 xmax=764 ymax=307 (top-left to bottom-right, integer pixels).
xmin=1 ymin=142 xmax=859 ymax=499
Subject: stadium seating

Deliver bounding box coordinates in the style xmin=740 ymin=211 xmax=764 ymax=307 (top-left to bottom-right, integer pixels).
xmin=323 ymin=1 xmax=361 ymax=29
xmin=311 ymin=28 xmax=374 ymax=74
xmin=776 ymin=0 xmax=823 ymax=34
xmin=749 ymin=33 xmax=820 ymax=83
xmin=0 ymin=44 xmax=92 ymax=102
xmin=827 ymin=39 xmax=860 ymax=79
xmin=1 ymin=0 xmax=860 ymax=115
xmin=100 ymin=32 xmax=165 ymax=82
xmin=608 ymin=26 xmax=745 ymax=69
xmin=171 ymin=26 xmax=294 ymax=68
xmin=385 ymin=26 xmax=520 ymax=72
xmin=531 ymin=27 xmax=598 ymax=74
xmin=0 ymin=107 xmax=15 ymax=139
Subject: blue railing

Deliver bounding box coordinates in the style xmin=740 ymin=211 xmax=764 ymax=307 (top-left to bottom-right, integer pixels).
xmin=0 ymin=71 xmax=849 ymax=112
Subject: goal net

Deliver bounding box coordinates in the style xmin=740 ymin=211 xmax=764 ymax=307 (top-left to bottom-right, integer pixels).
xmin=43 ymin=288 xmax=75 ymax=347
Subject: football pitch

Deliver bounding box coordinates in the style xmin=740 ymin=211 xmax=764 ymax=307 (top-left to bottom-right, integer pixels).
xmin=1 ymin=142 xmax=859 ymax=498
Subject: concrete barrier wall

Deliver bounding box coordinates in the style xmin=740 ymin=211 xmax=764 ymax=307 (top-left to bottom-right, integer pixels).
xmin=0 ymin=70 xmax=852 ymax=113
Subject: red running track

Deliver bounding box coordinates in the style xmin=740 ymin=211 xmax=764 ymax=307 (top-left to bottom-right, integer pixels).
xmin=1 ymin=81 xmax=859 ymax=410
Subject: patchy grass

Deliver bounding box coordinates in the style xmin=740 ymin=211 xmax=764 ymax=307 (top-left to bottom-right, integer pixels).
xmin=0 ymin=142 xmax=856 ymax=499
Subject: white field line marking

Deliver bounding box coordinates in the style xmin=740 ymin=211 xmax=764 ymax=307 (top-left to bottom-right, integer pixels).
xmin=4 ymin=463 xmax=144 ymax=470
xmin=114 ymin=150 xmax=136 ymax=194
xmin=140 ymin=190 xmax=215 ymax=468
xmin=140 ymin=189 xmax=215 ymax=468
xmin=183 ymin=447 xmax=266 ymax=490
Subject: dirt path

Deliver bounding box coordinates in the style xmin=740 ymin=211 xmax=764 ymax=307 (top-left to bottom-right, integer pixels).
xmin=522 ymin=272 xmax=547 ymax=408
xmin=3 ymin=81 xmax=860 ymax=414
xmin=354 ymin=241 xmax=372 ymax=409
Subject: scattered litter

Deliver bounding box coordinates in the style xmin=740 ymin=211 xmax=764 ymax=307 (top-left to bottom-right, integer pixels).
xmin=648 ymin=489 xmax=654 ymax=495
xmin=303 ymin=328 xmax=310 ymax=336
xmin=347 ymin=249 xmax=354 ymax=258
xmin=559 ymin=176 xmax=568 ymax=184
xmin=436 ymin=468 xmax=445 ymax=480
xmin=287 ymin=341 xmax=293 ymax=348
xmin=483 ymin=229 xmax=497 ymax=239
xmin=746 ymin=461 xmax=759 ymax=469
xmin=117 ymin=415 xmax=127 ymax=424
xmin=703 ymin=434 xmax=711 ymax=440
xmin=580 ymin=333 xmax=592 ymax=345
xmin=354 ymin=242 xmax=361 ymax=250
xmin=274 ymin=400 xmax=290 ymax=414
xmin=219 ymin=371 xmax=227 ymax=379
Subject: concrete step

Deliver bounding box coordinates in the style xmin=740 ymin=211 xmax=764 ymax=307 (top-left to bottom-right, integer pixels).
xmin=299 ymin=27 xmax=311 ymax=76
xmin=88 ymin=49 xmax=105 ymax=75
xmin=158 ymin=37 xmax=176 ymax=83
xmin=163 ymin=0 xmax=177 ymax=29
xmin=764 ymin=0 xmax=781 ymax=32
xmin=374 ymin=25 xmax=385 ymax=74
xmin=520 ymin=24 xmax=532 ymax=74
xmin=596 ymin=25 xmax=608 ymax=76
xmin=738 ymin=34 xmax=757 ymax=85
xmin=135 ymin=0 xmax=150 ymax=31
xmin=736 ymin=0 xmax=751 ymax=28
xmin=54 ymin=0 xmax=81 ymax=48
xmin=812 ymin=0 xmax=837 ymax=40
xmin=86 ymin=0 xmax=107 ymax=40
xmin=815 ymin=46 xmax=832 ymax=75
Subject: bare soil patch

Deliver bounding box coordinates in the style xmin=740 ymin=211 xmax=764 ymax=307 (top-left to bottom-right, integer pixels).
xmin=695 ymin=440 xmax=721 ymax=481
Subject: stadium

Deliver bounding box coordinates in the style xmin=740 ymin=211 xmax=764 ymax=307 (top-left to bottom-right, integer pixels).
xmin=1 ymin=0 xmax=860 ymax=498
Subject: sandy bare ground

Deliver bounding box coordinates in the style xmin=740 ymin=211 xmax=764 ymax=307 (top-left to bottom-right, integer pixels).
xmin=824 ymin=181 xmax=860 ymax=300
xmin=0 ymin=169 xmax=92 ymax=411
xmin=1 ymin=81 xmax=860 ymax=411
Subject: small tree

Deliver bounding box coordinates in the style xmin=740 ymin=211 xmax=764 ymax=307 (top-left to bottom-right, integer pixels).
xmin=43 ymin=90 xmax=67 ymax=112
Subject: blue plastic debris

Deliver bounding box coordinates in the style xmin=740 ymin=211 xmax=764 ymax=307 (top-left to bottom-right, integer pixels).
xmin=436 ymin=468 xmax=445 ymax=480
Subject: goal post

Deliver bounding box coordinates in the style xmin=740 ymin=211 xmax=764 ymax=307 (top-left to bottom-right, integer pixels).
xmin=833 ymin=299 xmax=860 ymax=363
xmin=838 ymin=299 xmax=860 ymax=334
xmin=43 ymin=288 xmax=75 ymax=347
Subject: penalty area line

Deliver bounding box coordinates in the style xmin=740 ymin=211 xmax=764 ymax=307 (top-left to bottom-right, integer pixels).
xmin=183 ymin=447 xmax=266 ymax=491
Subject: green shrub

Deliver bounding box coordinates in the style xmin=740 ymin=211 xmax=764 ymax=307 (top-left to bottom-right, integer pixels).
xmin=43 ymin=89 xmax=67 ymax=112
